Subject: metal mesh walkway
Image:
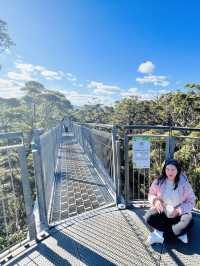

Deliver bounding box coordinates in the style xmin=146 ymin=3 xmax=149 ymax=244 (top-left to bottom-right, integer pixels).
xmin=50 ymin=132 xmax=114 ymax=223
xmin=3 ymin=207 xmax=160 ymax=266
xmin=3 ymin=206 xmax=200 ymax=265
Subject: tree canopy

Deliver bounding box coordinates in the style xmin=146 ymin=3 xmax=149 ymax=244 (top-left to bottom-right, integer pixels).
xmin=0 ymin=19 xmax=14 ymax=53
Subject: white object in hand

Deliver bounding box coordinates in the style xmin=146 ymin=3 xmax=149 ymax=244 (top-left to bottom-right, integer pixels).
xmin=165 ymin=205 xmax=174 ymax=218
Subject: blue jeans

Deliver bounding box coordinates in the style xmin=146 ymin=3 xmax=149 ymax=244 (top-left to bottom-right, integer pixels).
xmin=144 ymin=208 xmax=194 ymax=238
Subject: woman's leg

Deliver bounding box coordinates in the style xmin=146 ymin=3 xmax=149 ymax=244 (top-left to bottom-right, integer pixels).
xmin=171 ymin=213 xmax=194 ymax=237
xmin=145 ymin=208 xmax=170 ymax=233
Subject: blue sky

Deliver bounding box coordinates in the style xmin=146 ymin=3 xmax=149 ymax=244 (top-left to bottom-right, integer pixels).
xmin=1 ymin=0 xmax=200 ymax=106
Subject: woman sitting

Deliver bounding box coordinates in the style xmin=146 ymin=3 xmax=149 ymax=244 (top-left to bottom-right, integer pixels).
xmin=145 ymin=159 xmax=196 ymax=245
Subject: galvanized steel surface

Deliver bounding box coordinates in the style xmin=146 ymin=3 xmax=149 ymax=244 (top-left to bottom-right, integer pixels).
xmin=50 ymin=132 xmax=114 ymax=223
xmin=4 ymin=206 xmax=200 ymax=266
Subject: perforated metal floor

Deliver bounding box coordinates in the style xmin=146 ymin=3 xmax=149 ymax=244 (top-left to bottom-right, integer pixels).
xmin=50 ymin=133 xmax=114 ymax=224
xmin=3 ymin=206 xmax=200 ymax=266
xmin=3 ymin=207 xmax=158 ymax=266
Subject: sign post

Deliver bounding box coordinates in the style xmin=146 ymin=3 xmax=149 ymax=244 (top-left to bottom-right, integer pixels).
xmin=132 ymin=136 xmax=150 ymax=169
xmin=132 ymin=136 xmax=150 ymax=206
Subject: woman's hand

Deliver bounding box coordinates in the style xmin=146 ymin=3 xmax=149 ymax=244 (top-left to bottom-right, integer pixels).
xmin=154 ymin=198 xmax=164 ymax=213
xmin=170 ymin=208 xmax=180 ymax=218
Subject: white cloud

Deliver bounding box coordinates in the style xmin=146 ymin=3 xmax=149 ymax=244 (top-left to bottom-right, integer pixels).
xmin=34 ymin=65 xmax=65 ymax=80
xmin=65 ymin=72 xmax=77 ymax=83
xmin=8 ymin=63 xmax=66 ymax=81
xmin=66 ymin=76 xmax=77 ymax=82
xmin=138 ymin=61 xmax=155 ymax=74
xmin=158 ymin=89 xmax=169 ymax=94
xmin=16 ymin=63 xmax=35 ymax=72
xmin=61 ymin=90 xmax=114 ymax=106
xmin=120 ymin=87 xmax=139 ymax=97
xmin=7 ymin=63 xmax=35 ymax=81
xmin=34 ymin=65 xmax=45 ymax=72
xmin=120 ymin=87 xmax=171 ymax=101
xmin=87 ymin=81 xmax=121 ymax=95
xmin=0 ymin=77 xmax=115 ymax=106
xmin=66 ymin=73 xmax=73 ymax=77
xmin=136 ymin=75 xmax=170 ymax=87
xmin=40 ymin=70 xmax=64 ymax=80
xmin=7 ymin=71 xmax=32 ymax=81
xmin=0 ymin=78 xmax=25 ymax=98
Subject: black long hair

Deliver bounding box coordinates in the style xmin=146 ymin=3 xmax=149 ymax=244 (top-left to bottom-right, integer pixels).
xmin=157 ymin=159 xmax=182 ymax=190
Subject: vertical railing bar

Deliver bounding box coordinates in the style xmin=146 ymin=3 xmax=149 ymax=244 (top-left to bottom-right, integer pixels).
xmin=32 ymin=149 xmax=48 ymax=231
xmin=18 ymin=146 xmax=37 ymax=241
xmin=111 ymin=126 xmax=117 ymax=203
xmin=2 ymin=198 xmax=9 ymax=239
xmin=132 ymin=168 xmax=134 ymax=201
xmin=143 ymin=168 xmax=146 ymax=204
xmin=124 ymin=134 xmax=129 ymax=206
xmin=116 ymin=140 xmax=121 ymax=203
xmin=7 ymin=149 xmax=19 ymax=229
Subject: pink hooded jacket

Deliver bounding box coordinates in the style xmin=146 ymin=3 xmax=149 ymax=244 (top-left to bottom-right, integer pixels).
xmin=148 ymin=175 xmax=196 ymax=215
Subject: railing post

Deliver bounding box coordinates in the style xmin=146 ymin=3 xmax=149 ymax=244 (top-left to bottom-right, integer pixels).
xmin=124 ymin=134 xmax=129 ymax=207
xmin=111 ymin=126 xmax=117 ymax=204
xmin=89 ymin=129 xmax=95 ymax=165
xmin=81 ymin=124 xmax=85 ymax=152
xmin=116 ymin=140 xmax=121 ymax=203
xmin=32 ymin=149 xmax=48 ymax=230
xmin=18 ymin=146 xmax=37 ymax=240
xmin=166 ymin=136 xmax=175 ymax=160
xmin=32 ymin=129 xmax=48 ymax=231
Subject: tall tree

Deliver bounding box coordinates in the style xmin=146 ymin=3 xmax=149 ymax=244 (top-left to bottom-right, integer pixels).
xmin=0 ymin=19 xmax=14 ymax=52
xmin=38 ymin=90 xmax=73 ymax=129
xmin=185 ymin=83 xmax=200 ymax=93
xmin=0 ymin=19 xmax=14 ymax=69
xmin=20 ymin=81 xmax=46 ymax=130
xmin=112 ymin=96 xmax=140 ymax=125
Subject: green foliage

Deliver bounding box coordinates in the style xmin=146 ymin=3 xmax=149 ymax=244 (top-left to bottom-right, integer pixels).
xmin=0 ymin=19 xmax=14 ymax=54
xmin=8 ymin=230 xmax=27 ymax=244
xmin=185 ymin=83 xmax=200 ymax=92
xmin=72 ymin=90 xmax=200 ymax=129
xmin=0 ymin=19 xmax=14 ymax=70
xmin=72 ymin=104 xmax=113 ymax=124
xmin=156 ymin=91 xmax=200 ymax=127
xmin=196 ymin=200 xmax=200 ymax=210
xmin=0 ymin=81 xmax=73 ymax=134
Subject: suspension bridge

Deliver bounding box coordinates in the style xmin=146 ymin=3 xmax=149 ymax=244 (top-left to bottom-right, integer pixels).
xmin=0 ymin=118 xmax=200 ymax=265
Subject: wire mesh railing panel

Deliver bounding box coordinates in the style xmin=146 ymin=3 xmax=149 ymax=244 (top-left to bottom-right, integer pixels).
xmin=90 ymin=128 xmax=113 ymax=180
xmin=124 ymin=134 xmax=167 ymax=204
xmin=131 ymin=138 xmax=167 ymax=202
xmin=0 ymin=147 xmax=29 ymax=253
xmin=72 ymin=123 xmax=115 ymax=192
xmin=0 ymin=133 xmax=23 ymax=148
xmin=81 ymin=126 xmax=94 ymax=162
xmin=39 ymin=124 xmax=62 ymax=220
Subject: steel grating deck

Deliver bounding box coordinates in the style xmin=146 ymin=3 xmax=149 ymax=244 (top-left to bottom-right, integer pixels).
xmin=3 ymin=206 xmax=200 ymax=266
xmin=50 ymin=132 xmax=114 ymax=223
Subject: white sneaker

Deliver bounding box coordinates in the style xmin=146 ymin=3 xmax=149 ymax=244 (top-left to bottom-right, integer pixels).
xmin=154 ymin=229 xmax=164 ymax=238
xmin=146 ymin=230 xmax=164 ymax=245
xmin=178 ymin=233 xmax=188 ymax=243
